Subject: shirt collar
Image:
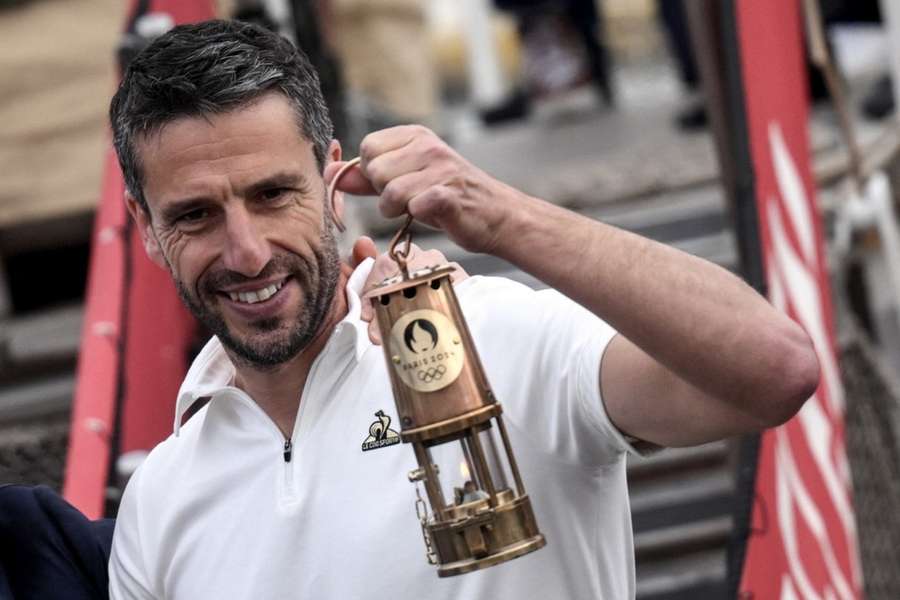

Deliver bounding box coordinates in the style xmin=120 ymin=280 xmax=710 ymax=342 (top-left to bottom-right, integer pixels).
xmin=173 ymin=258 xmax=375 ymax=436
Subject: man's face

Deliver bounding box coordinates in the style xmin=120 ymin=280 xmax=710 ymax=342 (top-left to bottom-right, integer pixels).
xmin=127 ymin=93 xmax=342 ymax=367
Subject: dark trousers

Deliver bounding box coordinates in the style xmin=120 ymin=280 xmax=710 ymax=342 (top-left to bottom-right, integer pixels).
xmin=0 ymin=485 xmax=113 ymax=600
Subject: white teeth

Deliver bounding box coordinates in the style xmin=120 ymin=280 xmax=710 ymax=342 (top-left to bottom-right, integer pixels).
xmin=226 ymin=280 xmax=284 ymax=304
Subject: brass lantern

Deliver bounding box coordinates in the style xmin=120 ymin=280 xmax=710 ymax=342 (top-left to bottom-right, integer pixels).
xmin=331 ymin=159 xmax=546 ymax=577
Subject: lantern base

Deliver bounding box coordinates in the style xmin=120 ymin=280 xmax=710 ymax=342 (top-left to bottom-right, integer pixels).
xmin=429 ymin=493 xmax=546 ymax=577
xmin=437 ymin=534 xmax=546 ymax=577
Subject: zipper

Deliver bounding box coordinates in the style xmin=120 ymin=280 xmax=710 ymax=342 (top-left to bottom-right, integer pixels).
xmin=283 ymin=438 xmax=295 ymax=501
xmin=222 ymin=324 xmax=348 ymax=503
xmin=278 ymin=335 xmax=334 ymax=500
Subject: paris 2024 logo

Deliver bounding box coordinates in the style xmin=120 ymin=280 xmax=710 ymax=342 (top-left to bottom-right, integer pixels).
xmin=389 ymin=309 xmax=465 ymax=392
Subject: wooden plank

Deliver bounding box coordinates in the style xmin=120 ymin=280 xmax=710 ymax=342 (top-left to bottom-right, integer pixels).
xmin=0 ymin=0 xmax=124 ymax=229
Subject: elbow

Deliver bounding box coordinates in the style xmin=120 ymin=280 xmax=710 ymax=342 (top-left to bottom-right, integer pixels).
xmin=759 ymin=330 xmax=821 ymax=428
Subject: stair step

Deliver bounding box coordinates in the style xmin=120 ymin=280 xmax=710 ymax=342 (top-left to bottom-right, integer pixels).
xmin=627 ymin=441 xmax=730 ymax=480
xmin=636 ymin=546 xmax=728 ymax=600
xmin=634 ymin=515 xmax=733 ymax=560
xmin=0 ymin=373 xmax=74 ymax=424
xmin=0 ymin=304 xmax=82 ymax=378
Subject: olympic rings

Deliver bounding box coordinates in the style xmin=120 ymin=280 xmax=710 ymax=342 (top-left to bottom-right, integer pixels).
xmin=417 ymin=364 xmax=447 ymax=383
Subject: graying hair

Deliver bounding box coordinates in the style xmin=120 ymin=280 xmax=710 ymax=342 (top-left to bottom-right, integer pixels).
xmin=110 ymin=19 xmax=333 ymax=213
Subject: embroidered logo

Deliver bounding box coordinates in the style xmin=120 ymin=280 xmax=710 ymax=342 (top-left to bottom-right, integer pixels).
xmin=361 ymin=410 xmax=401 ymax=452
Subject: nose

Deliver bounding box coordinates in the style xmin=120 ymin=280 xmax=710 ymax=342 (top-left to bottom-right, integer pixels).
xmin=221 ymin=206 xmax=271 ymax=276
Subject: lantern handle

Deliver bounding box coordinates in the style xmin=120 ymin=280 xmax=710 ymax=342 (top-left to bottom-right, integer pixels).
xmin=327 ymin=155 xmax=415 ymax=280
xmin=325 ymin=156 xmax=360 ymax=233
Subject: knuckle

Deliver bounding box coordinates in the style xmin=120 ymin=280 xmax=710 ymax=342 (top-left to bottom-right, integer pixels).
xmin=365 ymin=161 xmax=386 ymax=188
xmin=430 ymin=185 xmax=453 ymax=203
xmin=423 ymin=142 xmax=446 ymax=162
xmin=411 ymin=124 xmax=432 ymax=138
xmin=381 ymin=179 xmax=404 ymax=204
xmin=378 ymin=196 xmax=403 ymax=218
xmin=359 ymin=136 xmax=374 ymax=160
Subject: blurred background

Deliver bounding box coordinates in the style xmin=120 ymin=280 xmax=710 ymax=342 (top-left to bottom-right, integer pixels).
xmin=2 ymin=0 xmax=900 ymax=598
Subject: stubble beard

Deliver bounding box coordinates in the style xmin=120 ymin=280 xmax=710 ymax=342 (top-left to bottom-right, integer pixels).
xmin=175 ymin=226 xmax=342 ymax=369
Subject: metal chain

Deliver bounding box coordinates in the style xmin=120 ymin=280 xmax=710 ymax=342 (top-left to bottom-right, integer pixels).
xmin=414 ymin=483 xmax=438 ymax=565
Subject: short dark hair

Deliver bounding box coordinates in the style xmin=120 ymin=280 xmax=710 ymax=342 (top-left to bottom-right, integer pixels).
xmin=110 ymin=19 xmax=333 ymax=212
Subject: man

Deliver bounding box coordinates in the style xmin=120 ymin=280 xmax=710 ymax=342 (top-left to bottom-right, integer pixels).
xmin=108 ymin=19 xmax=818 ymax=599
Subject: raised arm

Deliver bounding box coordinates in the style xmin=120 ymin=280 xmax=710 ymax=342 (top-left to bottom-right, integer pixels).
xmin=326 ymin=126 xmax=820 ymax=448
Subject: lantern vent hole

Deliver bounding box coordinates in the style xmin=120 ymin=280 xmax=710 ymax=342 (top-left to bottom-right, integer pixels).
xmin=380 ymin=295 xmax=391 ymax=305
xmin=431 ymin=279 xmax=441 ymax=290
xmin=403 ymin=287 xmax=418 ymax=299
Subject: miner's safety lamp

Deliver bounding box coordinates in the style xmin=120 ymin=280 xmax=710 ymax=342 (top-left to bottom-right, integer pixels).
xmin=331 ymin=159 xmax=546 ymax=577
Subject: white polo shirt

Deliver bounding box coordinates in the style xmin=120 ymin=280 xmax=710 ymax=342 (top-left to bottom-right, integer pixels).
xmin=109 ymin=260 xmax=643 ymax=599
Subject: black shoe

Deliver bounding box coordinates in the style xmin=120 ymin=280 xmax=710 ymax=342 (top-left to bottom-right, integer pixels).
xmin=862 ymin=75 xmax=894 ymax=121
xmin=675 ymin=100 xmax=707 ymax=131
xmin=480 ymin=90 xmax=531 ymax=126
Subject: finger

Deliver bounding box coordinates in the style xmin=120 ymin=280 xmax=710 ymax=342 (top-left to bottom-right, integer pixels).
xmin=359 ymin=125 xmax=429 ymax=164
xmin=363 ymin=146 xmax=430 ymax=193
xmin=409 ymin=247 xmax=445 ymax=267
xmin=326 ymin=161 xmax=379 ymax=196
xmin=323 ymin=160 xmax=343 ymax=183
xmin=448 ymin=261 xmax=469 ymax=283
xmin=368 ymin=320 xmax=382 ymax=346
xmin=377 ymin=169 xmax=434 ymax=219
xmin=350 ymin=236 xmax=378 ymax=268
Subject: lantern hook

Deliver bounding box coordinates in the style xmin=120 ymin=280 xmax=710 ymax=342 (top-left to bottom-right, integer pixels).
xmin=389 ymin=214 xmax=415 ymax=280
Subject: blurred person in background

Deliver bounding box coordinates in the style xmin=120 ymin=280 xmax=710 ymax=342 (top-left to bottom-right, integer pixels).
xmin=657 ymin=0 xmax=705 ymax=131
xmin=323 ymin=0 xmax=439 ymax=132
xmin=493 ymin=0 xmax=613 ymax=109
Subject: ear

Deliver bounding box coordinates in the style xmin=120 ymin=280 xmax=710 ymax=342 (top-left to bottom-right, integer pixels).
xmin=325 ymin=139 xmax=345 ymax=226
xmin=125 ymin=191 xmax=167 ymax=269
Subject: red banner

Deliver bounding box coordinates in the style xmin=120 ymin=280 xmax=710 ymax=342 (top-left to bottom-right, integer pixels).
xmin=63 ymin=0 xmax=213 ymax=519
xmin=736 ymin=1 xmax=862 ymax=597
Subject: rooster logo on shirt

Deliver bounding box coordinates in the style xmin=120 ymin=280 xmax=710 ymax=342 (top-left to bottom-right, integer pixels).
xmin=361 ymin=410 xmax=400 ymax=452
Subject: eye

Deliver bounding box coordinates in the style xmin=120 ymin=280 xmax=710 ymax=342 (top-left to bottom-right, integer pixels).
xmin=176 ymin=208 xmax=209 ymax=224
xmin=172 ymin=207 xmax=212 ymax=231
xmin=260 ymin=188 xmax=290 ymax=203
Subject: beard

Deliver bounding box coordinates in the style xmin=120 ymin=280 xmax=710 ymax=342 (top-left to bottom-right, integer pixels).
xmin=174 ymin=224 xmax=342 ymax=369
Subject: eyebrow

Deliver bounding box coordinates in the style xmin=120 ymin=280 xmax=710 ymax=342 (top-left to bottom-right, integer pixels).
xmin=157 ymin=172 xmax=314 ymax=224
xmin=244 ymin=171 xmax=313 ymax=199
xmin=158 ymin=197 xmax=212 ymax=225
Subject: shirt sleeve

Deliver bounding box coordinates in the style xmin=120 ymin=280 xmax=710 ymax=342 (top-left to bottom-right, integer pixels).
xmin=457 ymin=276 xmax=652 ymax=467
xmin=109 ymin=467 xmax=157 ymax=600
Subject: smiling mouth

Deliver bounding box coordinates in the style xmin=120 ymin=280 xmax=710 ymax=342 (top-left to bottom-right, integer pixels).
xmin=222 ymin=278 xmax=287 ymax=305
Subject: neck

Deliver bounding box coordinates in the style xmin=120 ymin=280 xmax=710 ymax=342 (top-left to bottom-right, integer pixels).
xmin=231 ymin=264 xmax=353 ymax=438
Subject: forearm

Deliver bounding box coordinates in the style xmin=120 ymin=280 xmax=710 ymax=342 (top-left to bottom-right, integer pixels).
xmin=491 ymin=187 xmax=818 ymax=426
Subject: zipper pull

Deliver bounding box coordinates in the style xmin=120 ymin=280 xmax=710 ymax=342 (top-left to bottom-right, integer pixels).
xmin=283 ymin=438 xmax=293 ymax=463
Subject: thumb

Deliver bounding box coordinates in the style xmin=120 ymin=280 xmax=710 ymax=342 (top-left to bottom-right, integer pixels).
xmin=350 ymin=236 xmax=378 ymax=268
